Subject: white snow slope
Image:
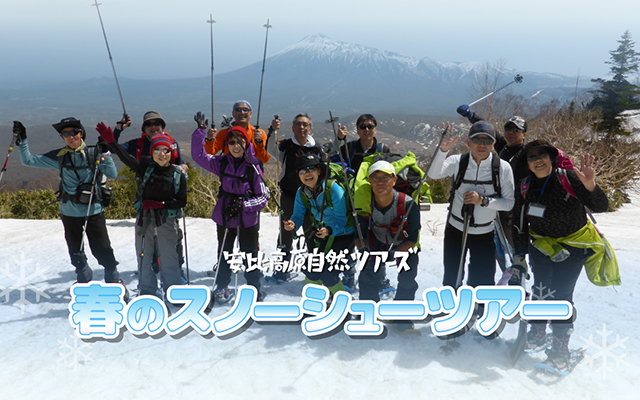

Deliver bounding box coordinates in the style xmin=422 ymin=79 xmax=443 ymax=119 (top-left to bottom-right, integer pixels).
xmin=1 ymin=193 xmax=639 ymax=400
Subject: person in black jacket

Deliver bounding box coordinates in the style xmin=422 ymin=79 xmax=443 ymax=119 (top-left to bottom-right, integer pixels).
xmin=334 ymin=113 xmax=390 ymax=174
xmin=267 ymin=113 xmax=323 ymax=282
xmin=97 ymin=123 xmax=187 ymax=298
xmin=511 ymin=139 xmax=608 ymax=372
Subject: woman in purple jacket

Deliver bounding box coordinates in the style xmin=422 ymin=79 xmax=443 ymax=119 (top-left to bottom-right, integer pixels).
xmin=191 ymin=113 xmax=270 ymax=302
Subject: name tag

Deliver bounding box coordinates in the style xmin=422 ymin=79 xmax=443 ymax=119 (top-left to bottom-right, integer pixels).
xmin=527 ymin=203 xmax=546 ymax=218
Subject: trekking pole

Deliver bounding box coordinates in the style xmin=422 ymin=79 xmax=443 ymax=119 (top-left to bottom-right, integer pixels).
xmin=79 ymin=154 xmax=103 ymax=255
xmin=386 ymin=124 xmax=451 ymax=253
xmin=326 ymin=110 xmax=365 ymax=248
xmin=455 ymin=204 xmax=474 ymax=289
xmin=207 ymin=14 xmax=216 ymax=129
xmin=210 ymin=226 xmax=229 ymax=284
xmin=91 ymin=0 xmax=128 ymax=120
xmin=0 ymin=130 xmax=19 ymax=185
xmin=255 ymin=19 xmax=272 ymax=131
xmin=182 ymin=213 xmax=190 ymax=284
xmin=468 ymin=74 xmax=523 ymax=107
xmin=493 ymin=217 xmax=513 ymax=266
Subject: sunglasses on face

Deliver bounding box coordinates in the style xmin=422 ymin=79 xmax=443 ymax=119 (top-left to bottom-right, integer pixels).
xmin=234 ymin=107 xmax=251 ymax=113
xmin=298 ymin=166 xmax=319 ymax=174
xmin=153 ymin=148 xmax=171 ymax=155
xmin=369 ymin=175 xmax=393 ymax=183
xmin=470 ymin=136 xmax=495 ymax=146
xmin=359 ymin=124 xmax=376 ymax=130
xmin=144 ymin=120 xmax=163 ymax=128
xmin=527 ymin=151 xmax=549 ymax=162
xmin=61 ymin=129 xmax=83 ymax=138
xmin=504 ymin=127 xmax=523 ymax=133
xmin=227 ymin=139 xmax=246 ymax=147
xmin=294 ymin=121 xmax=310 ymax=128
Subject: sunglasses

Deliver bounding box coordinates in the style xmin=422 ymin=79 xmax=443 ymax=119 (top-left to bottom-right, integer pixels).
xmin=61 ymin=129 xmax=83 ymax=138
xmin=153 ymin=148 xmax=171 ymax=155
xmin=234 ymin=107 xmax=251 ymax=113
xmin=359 ymin=124 xmax=376 ymax=130
xmin=294 ymin=121 xmax=310 ymax=128
xmin=298 ymin=166 xmax=319 ymax=174
xmin=144 ymin=120 xmax=163 ymax=128
xmin=470 ymin=136 xmax=495 ymax=146
xmin=227 ymin=139 xmax=246 ymax=147
xmin=527 ymin=151 xmax=549 ymax=163
xmin=369 ymin=175 xmax=393 ymax=183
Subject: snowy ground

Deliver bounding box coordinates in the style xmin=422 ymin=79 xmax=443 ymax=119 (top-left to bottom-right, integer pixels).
xmin=1 ymin=194 xmax=639 ymax=400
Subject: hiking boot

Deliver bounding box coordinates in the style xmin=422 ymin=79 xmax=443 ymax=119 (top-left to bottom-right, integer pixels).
xmin=272 ymin=270 xmax=291 ymax=282
xmin=75 ymin=265 xmax=93 ymax=284
xmin=213 ymin=286 xmax=234 ymax=303
xmin=544 ymin=333 xmax=571 ymax=371
xmin=526 ymin=324 xmax=549 ymax=352
xmin=341 ymin=274 xmax=355 ymax=291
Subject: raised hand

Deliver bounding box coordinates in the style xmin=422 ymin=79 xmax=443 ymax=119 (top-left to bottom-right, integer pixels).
xmin=194 ymin=112 xmax=208 ymax=130
xmin=573 ymin=153 xmax=598 ymax=192
xmin=13 ymin=121 xmax=27 ymax=145
xmin=95 ymin=122 xmax=115 ymax=143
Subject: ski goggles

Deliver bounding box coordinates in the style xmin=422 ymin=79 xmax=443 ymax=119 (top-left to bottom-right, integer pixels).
xmin=60 ymin=129 xmax=83 ymax=138
xmin=358 ymin=124 xmax=376 ymax=130
xmin=527 ymin=150 xmax=549 ymax=162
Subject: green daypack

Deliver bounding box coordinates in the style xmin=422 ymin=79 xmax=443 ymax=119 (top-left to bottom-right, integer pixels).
xmin=354 ymin=151 xmax=432 ymax=216
xmin=300 ymin=163 xmax=355 ymax=230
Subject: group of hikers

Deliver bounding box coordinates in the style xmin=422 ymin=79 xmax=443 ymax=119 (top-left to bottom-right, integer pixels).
xmin=13 ymin=99 xmax=615 ymax=371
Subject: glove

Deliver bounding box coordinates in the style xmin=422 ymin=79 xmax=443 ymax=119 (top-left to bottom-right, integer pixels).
xmin=95 ymin=122 xmax=115 ymax=143
xmin=194 ymin=112 xmax=208 ymax=130
xmin=96 ymin=137 xmax=110 ymax=154
xmin=142 ymin=200 xmax=164 ymax=210
xmin=13 ymin=121 xmax=27 ymax=146
xmin=508 ymin=255 xmax=529 ymax=285
xmin=456 ymin=104 xmax=473 ymax=118
xmin=225 ymin=198 xmax=243 ymax=219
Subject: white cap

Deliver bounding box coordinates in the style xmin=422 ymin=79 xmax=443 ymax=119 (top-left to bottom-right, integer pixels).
xmin=368 ymin=160 xmax=396 ymax=176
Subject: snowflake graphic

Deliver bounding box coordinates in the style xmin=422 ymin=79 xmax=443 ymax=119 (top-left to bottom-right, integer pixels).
xmin=531 ymin=282 xmax=555 ymax=301
xmin=580 ymin=323 xmax=629 ymax=379
xmin=0 ymin=252 xmax=51 ymax=313
xmin=58 ymin=334 xmax=93 ymax=371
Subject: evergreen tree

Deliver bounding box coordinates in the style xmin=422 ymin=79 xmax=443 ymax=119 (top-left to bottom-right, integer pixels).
xmin=590 ymin=31 xmax=640 ymax=138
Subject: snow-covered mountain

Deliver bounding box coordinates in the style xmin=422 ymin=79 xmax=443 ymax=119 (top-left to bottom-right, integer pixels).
xmin=0 ymin=34 xmax=591 ymax=125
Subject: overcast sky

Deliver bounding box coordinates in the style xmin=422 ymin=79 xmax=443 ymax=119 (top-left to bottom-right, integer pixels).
xmin=1 ymin=0 xmax=639 ymax=85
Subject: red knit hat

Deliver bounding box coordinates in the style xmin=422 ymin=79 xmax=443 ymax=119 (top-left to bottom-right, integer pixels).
xmin=150 ymin=133 xmax=174 ymax=162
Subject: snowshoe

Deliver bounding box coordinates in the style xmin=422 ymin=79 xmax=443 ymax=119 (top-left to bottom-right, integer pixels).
xmin=535 ymin=348 xmax=586 ymax=375
xmin=265 ymin=270 xmax=296 ymax=284
xmin=379 ymin=278 xmax=396 ymax=299
xmin=213 ymin=286 xmax=235 ymax=304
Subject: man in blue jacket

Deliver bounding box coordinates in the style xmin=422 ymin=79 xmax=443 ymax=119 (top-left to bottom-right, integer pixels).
xmin=14 ymin=118 xmax=124 ymax=287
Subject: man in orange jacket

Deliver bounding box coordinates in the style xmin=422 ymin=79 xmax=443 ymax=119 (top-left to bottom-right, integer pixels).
xmin=205 ymin=100 xmax=280 ymax=163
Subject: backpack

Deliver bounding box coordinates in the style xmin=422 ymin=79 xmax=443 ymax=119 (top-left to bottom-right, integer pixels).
xmin=216 ymin=156 xmax=257 ymax=201
xmin=299 ymin=162 xmax=355 ymax=230
xmin=450 ymin=152 xmax=502 ymax=204
xmin=354 ymin=151 xmax=432 ymax=217
xmin=57 ymin=145 xmax=111 ymax=206
xmin=133 ymin=165 xmax=183 ymax=218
